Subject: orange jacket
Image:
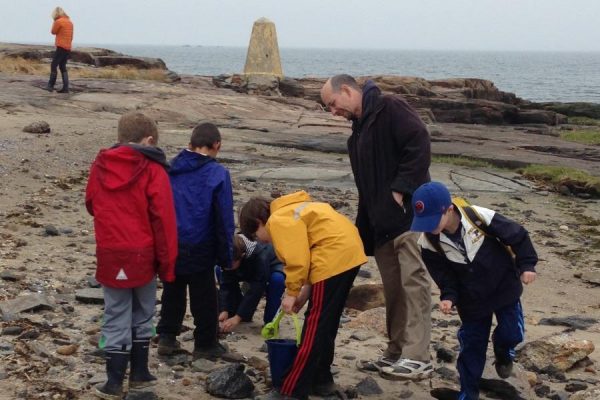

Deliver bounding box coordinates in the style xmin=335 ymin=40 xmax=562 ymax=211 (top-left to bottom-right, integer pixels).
xmin=51 ymin=16 xmax=73 ymax=51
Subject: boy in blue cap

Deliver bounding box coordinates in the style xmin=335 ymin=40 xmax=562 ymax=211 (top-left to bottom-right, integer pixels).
xmin=410 ymin=181 xmax=537 ymax=400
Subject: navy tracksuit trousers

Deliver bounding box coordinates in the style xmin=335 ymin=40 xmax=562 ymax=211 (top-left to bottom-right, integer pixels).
xmin=457 ymin=300 xmax=524 ymax=400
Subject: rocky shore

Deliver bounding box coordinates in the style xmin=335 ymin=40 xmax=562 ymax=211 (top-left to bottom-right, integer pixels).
xmin=0 ymin=44 xmax=599 ymax=399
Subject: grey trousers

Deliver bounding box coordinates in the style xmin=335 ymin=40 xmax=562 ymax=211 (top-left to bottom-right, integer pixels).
xmin=374 ymin=231 xmax=432 ymax=361
xmin=102 ymin=279 xmax=157 ymax=352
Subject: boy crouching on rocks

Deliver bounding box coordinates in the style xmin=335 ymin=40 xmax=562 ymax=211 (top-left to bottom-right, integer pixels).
xmin=410 ymin=181 xmax=538 ymax=400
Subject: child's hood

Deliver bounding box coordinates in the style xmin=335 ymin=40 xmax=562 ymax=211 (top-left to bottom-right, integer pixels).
xmin=93 ymin=145 xmax=167 ymax=191
xmin=169 ymin=149 xmax=215 ymax=175
xmin=270 ymin=190 xmax=312 ymax=213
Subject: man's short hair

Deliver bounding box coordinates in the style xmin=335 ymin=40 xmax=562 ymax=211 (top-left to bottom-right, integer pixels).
xmin=117 ymin=112 xmax=158 ymax=144
xmin=239 ymin=197 xmax=271 ymax=239
xmin=330 ymin=74 xmax=360 ymax=92
xmin=190 ymin=122 xmax=221 ymax=149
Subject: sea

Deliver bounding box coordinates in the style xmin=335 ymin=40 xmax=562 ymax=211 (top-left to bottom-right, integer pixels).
xmin=103 ymin=45 xmax=600 ymax=103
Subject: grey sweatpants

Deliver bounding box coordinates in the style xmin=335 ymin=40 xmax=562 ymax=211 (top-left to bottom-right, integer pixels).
xmin=101 ymin=279 xmax=157 ymax=352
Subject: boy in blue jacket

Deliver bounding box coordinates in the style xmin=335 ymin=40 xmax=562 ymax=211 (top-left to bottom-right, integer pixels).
xmin=156 ymin=122 xmax=234 ymax=360
xmin=218 ymin=234 xmax=285 ymax=333
xmin=410 ymin=182 xmax=537 ymax=400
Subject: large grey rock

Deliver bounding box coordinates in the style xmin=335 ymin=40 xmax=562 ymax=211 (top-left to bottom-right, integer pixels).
xmin=355 ymin=376 xmax=383 ymax=396
xmin=0 ymin=293 xmax=54 ymax=318
xmin=206 ymin=363 xmax=254 ymax=399
xmin=516 ymin=333 xmax=595 ymax=372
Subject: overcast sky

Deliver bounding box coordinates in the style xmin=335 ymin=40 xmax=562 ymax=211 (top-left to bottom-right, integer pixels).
xmin=2 ymin=0 xmax=599 ymax=51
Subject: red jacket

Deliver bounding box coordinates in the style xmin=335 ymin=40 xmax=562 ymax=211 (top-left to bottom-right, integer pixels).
xmin=85 ymin=146 xmax=177 ymax=288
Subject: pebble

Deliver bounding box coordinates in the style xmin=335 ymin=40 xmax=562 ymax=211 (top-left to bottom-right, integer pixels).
xmin=44 ymin=225 xmax=60 ymax=236
xmin=1 ymin=326 xmax=23 ymax=336
xmin=56 ymin=344 xmax=79 ymax=356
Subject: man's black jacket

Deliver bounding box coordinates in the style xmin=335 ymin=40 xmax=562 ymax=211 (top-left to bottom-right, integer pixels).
xmin=348 ymin=81 xmax=431 ymax=255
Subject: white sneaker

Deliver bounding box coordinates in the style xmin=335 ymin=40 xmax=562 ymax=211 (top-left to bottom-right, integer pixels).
xmin=379 ymin=358 xmax=433 ymax=380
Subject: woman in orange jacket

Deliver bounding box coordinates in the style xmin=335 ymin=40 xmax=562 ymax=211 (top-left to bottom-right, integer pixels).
xmin=45 ymin=7 xmax=74 ymax=93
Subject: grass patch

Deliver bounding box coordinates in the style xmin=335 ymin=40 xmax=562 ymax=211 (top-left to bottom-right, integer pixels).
xmin=432 ymin=155 xmax=496 ymax=169
xmin=520 ymin=164 xmax=600 ymax=196
xmin=568 ymin=116 xmax=600 ymax=126
xmin=560 ymin=130 xmax=600 ymax=145
xmin=0 ymin=56 xmax=48 ymax=74
xmin=0 ymin=56 xmax=168 ymax=82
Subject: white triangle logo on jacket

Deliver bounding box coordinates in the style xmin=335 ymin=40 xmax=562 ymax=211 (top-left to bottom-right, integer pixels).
xmin=116 ymin=268 xmax=128 ymax=280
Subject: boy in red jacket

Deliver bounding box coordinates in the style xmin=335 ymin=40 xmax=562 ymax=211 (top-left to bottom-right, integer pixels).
xmin=85 ymin=112 xmax=178 ymax=399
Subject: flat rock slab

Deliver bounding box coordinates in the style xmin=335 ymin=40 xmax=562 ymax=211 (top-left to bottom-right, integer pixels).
xmin=75 ymin=288 xmax=104 ymax=304
xmin=240 ymin=167 xmax=353 ymax=184
xmin=0 ymin=293 xmax=54 ymax=318
xmin=539 ymin=316 xmax=599 ymax=330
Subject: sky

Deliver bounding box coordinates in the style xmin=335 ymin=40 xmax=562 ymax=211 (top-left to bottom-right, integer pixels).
xmin=2 ymin=0 xmax=599 ymax=51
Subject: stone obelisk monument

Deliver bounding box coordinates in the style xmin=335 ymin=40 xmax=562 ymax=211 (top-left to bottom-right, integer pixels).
xmin=244 ymin=18 xmax=283 ymax=78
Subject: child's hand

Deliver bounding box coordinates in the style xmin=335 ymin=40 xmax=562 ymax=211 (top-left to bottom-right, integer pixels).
xmin=218 ymin=311 xmax=229 ymax=322
xmin=293 ymin=284 xmax=312 ymax=313
xmin=281 ymin=295 xmax=297 ymax=314
xmin=439 ymin=300 xmax=453 ymax=314
xmin=220 ymin=315 xmax=241 ymax=333
xmin=521 ymin=271 xmax=536 ymax=284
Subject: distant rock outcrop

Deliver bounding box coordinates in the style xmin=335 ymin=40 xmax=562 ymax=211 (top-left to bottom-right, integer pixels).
xmin=0 ymin=44 xmax=166 ymax=70
xmin=212 ymin=73 xmax=569 ymax=126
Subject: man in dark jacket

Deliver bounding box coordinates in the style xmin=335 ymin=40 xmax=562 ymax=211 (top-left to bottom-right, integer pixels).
xmin=156 ymin=122 xmax=234 ymax=360
xmin=321 ymin=75 xmax=432 ymax=380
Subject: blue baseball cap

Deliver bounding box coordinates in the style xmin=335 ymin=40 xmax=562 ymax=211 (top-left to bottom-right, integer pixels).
xmin=410 ymin=181 xmax=452 ymax=232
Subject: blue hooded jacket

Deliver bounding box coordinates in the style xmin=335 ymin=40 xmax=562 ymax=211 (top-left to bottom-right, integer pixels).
xmin=169 ymin=149 xmax=234 ymax=274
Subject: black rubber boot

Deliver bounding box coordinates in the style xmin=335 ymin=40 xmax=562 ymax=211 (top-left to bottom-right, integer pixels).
xmin=94 ymin=351 xmax=129 ymax=399
xmin=157 ymin=333 xmax=181 ymax=356
xmin=129 ymin=337 xmax=157 ymax=389
xmin=57 ymin=70 xmax=69 ymax=93
xmin=45 ymin=71 xmax=57 ymax=91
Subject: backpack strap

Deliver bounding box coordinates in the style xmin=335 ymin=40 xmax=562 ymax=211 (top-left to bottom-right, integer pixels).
xmin=460 ymin=204 xmax=516 ymax=258
xmin=460 ymin=205 xmax=490 ymax=237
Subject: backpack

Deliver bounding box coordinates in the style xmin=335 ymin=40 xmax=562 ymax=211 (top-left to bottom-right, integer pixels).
xmin=424 ymin=197 xmax=515 ymax=259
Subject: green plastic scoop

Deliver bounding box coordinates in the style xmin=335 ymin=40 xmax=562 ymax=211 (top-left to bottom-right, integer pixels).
xmin=261 ymin=309 xmax=302 ymax=345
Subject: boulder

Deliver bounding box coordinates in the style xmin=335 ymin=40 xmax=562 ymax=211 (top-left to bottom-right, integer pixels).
xmin=355 ymin=376 xmax=383 ymax=396
xmin=205 ymin=363 xmax=254 ymax=399
xmin=516 ymin=333 xmax=595 ymax=372
xmin=345 ymin=284 xmax=384 ymax=311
